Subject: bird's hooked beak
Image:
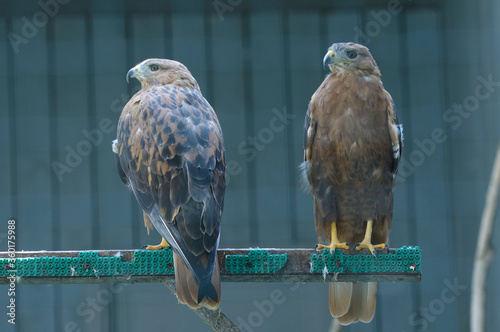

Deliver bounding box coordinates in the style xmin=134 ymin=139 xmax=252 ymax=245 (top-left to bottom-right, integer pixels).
xmin=323 ymin=50 xmax=335 ymax=70
xmin=126 ymin=65 xmax=140 ymax=83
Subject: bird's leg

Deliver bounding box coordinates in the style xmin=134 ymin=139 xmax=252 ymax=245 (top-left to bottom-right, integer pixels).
xmin=142 ymin=211 xmax=170 ymax=250
xmin=317 ymin=221 xmax=351 ymax=254
xmin=144 ymin=237 xmax=170 ymax=250
xmin=354 ymin=220 xmax=387 ymax=256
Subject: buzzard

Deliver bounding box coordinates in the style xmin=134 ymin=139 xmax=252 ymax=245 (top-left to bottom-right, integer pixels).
xmin=301 ymin=43 xmax=403 ymax=324
xmin=113 ymin=59 xmax=226 ymax=309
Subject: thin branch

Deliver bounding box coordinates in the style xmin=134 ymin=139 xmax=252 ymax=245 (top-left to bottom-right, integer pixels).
xmin=471 ymin=144 xmax=500 ymax=332
xmin=162 ymin=280 xmax=240 ymax=332
xmin=329 ymin=318 xmax=343 ymax=332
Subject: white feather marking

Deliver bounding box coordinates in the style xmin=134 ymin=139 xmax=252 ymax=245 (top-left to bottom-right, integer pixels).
xmin=346 ymin=107 xmax=353 ymax=117
xmin=322 ymin=266 xmax=329 ymax=281
xmin=390 ymin=123 xmax=401 ymax=159
xmin=392 ymin=143 xmax=399 ymax=159
xmin=112 ymin=139 xmax=119 ymax=154
xmin=307 ymin=126 xmax=313 ymax=138
xmin=325 ymin=187 xmax=332 ymax=195
xmin=372 ymin=168 xmax=382 ymax=178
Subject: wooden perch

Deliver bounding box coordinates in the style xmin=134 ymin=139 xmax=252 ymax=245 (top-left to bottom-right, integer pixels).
xmin=0 ymin=247 xmax=421 ymax=285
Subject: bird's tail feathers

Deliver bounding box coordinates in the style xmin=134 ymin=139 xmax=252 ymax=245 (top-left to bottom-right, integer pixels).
xmin=174 ymin=252 xmax=221 ymax=310
xmin=329 ymin=282 xmax=352 ymax=317
xmin=330 ymin=281 xmax=376 ymax=325
xmin=196 ymin=253 xmax=219 ymax=305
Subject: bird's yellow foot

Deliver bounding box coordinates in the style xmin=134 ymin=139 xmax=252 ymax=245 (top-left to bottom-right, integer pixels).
xmin=316 ymin=221 xmax=352 ymax=254
xmin=354 ymin=220 xmax=387 ymax=256
xmin=144 ymin=237 xmax=170 ymax=250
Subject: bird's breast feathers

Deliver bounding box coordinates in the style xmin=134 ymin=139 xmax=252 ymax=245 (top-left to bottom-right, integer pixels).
xmin=307 ymin=72 xmax=397 ymax=184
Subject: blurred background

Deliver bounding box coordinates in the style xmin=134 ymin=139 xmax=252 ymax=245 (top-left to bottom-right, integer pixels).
xmin=1 ymin=0 xmax=499 ymax=331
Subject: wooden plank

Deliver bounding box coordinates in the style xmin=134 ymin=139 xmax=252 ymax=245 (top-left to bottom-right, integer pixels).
xmin=91 ymin=15 xmax=135 ymax=250
xmin=0 ymin=248 xmax=421 ymax=285
xmin=209 ymin=14 xmax=252 ymax=247
xmin=405 ymin=10 xmax=459 ymax=332
xmin=0 ymin=18 xmax=11 ymax=222
xmin=249 ymin=12 xmax=289 ymax=247
xmin=8 ymin=13 xmax=56 ymax=332
xmin=171 ymin=13 xmax=207 ymax=91
xmin=53 ymin=17 xmax=94 ymax=251
xmin=287 ymin=11 xmax=322 ymax=245
xmin=130 ymin=15 xmax=166 ymax=63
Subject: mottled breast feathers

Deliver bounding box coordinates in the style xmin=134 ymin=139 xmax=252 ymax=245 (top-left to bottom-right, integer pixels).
xmin=302 ymin=43 xmax=403 ymax=231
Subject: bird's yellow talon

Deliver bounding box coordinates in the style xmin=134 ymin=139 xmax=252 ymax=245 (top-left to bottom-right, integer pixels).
xmin=317 ymin=222 xmax=352 ymax=254
xmin=355 ymin=242 xmax=387 ymax=256
xmin=145 ymin=237 xmax=170 ymax=250
xmin=354 ymin=220 xmax=387 ymax=256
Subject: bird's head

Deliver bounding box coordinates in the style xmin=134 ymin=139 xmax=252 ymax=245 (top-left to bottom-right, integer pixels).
xmin=323 ymin=42 xmax=381 ymax=77
xmin=126 ymin=58 xmax=200 ymax=90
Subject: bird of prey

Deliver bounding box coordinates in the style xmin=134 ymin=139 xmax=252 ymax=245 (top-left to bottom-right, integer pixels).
xmin=301 ymin=42 xmax=403 ymax=324
xmin=113 ymin=59 xmax=226 ymax=309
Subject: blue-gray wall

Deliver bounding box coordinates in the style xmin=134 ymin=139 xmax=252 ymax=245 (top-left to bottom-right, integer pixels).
xmin=1 ymin=0 xmax=499 ymax=331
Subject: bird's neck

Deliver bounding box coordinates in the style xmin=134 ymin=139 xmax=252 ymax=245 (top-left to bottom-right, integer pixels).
xmin=325 ymin=70 xmax=383 ymax=90
xmin=329 ymin=66 xmax=381 ymax=80
xmin=140 ymin=74 xmax=200 ymax=91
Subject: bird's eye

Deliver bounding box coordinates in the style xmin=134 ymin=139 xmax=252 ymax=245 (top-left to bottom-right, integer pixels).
xmin=346 ymin=50 xmax=357 ymax=59
xmin=150 ymin=64 xmax=159 ymax=71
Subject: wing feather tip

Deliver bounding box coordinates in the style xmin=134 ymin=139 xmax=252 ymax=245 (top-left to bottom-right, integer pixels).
xmin=299 ymin=161 xmax=312 ymax=192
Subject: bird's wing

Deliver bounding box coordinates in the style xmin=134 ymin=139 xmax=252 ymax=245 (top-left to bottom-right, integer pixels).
xmin=386 ymin=95 xmax=403 ymax=176
xmin=300 ymin=102 xmax=316 ymax=191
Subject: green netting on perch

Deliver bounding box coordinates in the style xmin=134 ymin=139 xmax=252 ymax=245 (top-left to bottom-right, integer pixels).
xmin=225 ymin=250 xmax=287 ymax=274
xmin=310 ymin=246 xmax=421 ymax=274
xmin=0 ymin=248 xmax=175 ymax=278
